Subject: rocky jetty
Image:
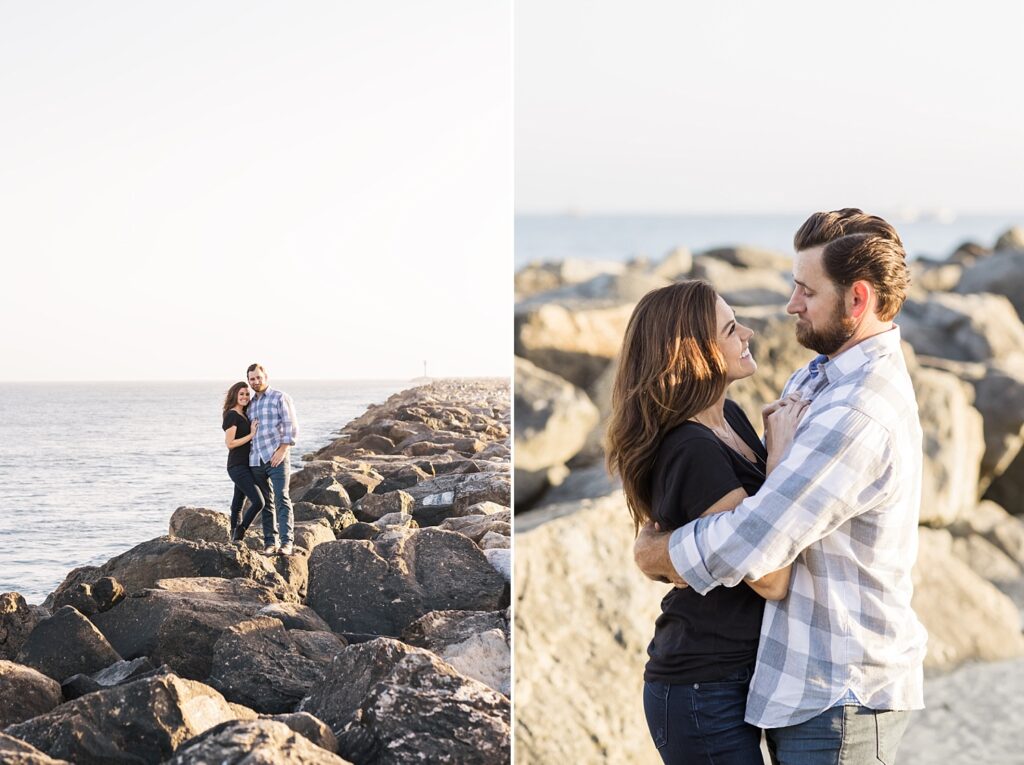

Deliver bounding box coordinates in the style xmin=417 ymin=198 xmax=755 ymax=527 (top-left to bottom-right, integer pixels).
xmin=514 ymin=232 xmax=1024 ymax=763
xmin=1 ymin=379 xmax=510 ymax=764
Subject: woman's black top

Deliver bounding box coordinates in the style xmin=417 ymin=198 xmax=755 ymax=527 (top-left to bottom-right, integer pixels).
xmin=222 ymin=410 xmax=251 ymax=469
xmin=644 ymin=399 xmax=769 ymax=684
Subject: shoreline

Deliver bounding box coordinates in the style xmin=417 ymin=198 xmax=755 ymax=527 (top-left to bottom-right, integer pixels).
xmin=1 ymin=378 xmax=512 ymax=763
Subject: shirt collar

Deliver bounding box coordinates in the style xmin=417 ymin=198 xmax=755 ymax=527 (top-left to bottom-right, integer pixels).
xmin=817 ymin=326 xmax=903 ymax=382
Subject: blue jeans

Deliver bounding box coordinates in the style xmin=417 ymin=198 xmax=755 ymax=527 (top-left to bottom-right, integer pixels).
xmin=766 ymin=705 xmax=910 ymax=765
xmin=226 ymin=464 xmax=270 ymax=539
xmin=643 ymin=666 xmax=764 ymax=765
xmin=251 ymin=460 xmax=294 ymax=546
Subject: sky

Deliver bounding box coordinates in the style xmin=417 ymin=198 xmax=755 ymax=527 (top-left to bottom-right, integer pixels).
xmin=516 ymin=0 xmax=1024 ymax=215
xmin=0 ymin=2 xmax=511 ymax=381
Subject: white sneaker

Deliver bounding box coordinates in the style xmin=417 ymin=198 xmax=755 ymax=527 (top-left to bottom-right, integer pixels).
xmin=279 ymin=543 xmax=294 ymax=556
xmin=263 ymin=544 xmax=279 ymax=555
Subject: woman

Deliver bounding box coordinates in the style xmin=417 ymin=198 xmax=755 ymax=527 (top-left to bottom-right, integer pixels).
xmin=222 ymin=381 xmax=266 ymax=545
xmin=605 ymin=280 xmax=807 ymax=765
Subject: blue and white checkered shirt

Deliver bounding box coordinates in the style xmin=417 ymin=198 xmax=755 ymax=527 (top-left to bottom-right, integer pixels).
xmin=247 ymin=387 xmax=299 ymax=466
xmin=668 ymin=327 xmax=927 ymax=728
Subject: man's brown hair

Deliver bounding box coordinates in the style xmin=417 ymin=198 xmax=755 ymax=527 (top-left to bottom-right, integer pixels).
xmin=247 ymin=363 xmax=266 ymax=375
xmin=794 ymin=208 xmax=902 ymax=251
xmin=821 ymin=234 xmax=910 ymax=321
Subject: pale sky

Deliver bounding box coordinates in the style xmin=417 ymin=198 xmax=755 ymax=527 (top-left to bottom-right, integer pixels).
xmin=516 ymin=0 xmax=1024 ymax=214
xmin=0 ymin=1 xmax=511 ymax=381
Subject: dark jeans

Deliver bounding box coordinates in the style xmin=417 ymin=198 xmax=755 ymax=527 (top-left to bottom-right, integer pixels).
xmin=227 ymin=464 xmax=270 ymax=539
xmin=251 ymin=460 xmax=294 ymax=546
xmin=643 ymin=666 xmax=764 ymax=765
xmin=766 ymin=705 xmax=910 ymax=765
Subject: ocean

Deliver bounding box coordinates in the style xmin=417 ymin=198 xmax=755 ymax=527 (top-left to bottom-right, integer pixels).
xmin=515 ymin=213 xmax=1024 ymax=268
xmin=0 ymin=380 xmax=409 ymax=604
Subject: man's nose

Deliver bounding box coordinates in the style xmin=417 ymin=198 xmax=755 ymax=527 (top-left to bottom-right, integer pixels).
xmin=786 ymin=290 xmax=801 ymax=315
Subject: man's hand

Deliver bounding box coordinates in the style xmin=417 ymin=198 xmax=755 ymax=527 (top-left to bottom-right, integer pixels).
xmin=634 ymin=522 xmax=688 ymax=588
xmin=270 ymin=444 xmax=290 ymax=468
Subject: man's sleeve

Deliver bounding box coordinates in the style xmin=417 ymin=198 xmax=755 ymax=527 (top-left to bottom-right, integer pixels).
xmin=668 ymin=405 xmax=896 ymax=594
xmin=279 ymin=393 xmax=298 ymax=445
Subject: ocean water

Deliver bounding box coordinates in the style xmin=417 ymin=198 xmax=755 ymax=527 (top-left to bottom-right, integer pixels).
xmin=515 ymin=213 xmax=1024 ymax=268
xmin=0 ymin=380 xmax=408 ymax=604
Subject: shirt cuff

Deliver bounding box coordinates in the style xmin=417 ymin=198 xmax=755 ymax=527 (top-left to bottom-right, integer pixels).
xmin=668 ymin=519 xmax=717 ymax=595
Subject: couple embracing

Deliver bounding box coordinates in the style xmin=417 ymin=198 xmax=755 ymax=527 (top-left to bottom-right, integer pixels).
xmin=606 ymin=209 xmax=927 ymax=765
xmin=221 ymin=363 xmax=300 ymax=556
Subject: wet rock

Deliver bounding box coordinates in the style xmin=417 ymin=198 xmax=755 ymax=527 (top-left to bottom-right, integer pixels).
xmin=353 ymin=490 xmax=414 ymax=523
xmin=306 ymin=529 xmax=506 ymax=637
xmin=402 ymin=610 xmax=510 ymax=695
xmin=257 ymin=603 xmax=333 ymax=632
xmin=300 ymin=477 xmax=353 ymax=510
xmin=4 ymin=673 xmax=245 ymax=764
xmin=0 ymin=592 xmax=47 ymax=661
xmin=0 ymin=660 xmax=63 ymax=727
xmin=16 ymin=606 xmax=121 ymax=682
xmin=46 ymin=536 xmax=292 ymax=604
xmin=299 ymin=638 xmax=510 ymax=765
xmin=169 ymin=719 xmax=350 ymax=764
xmin=169 ymin=505 xmax=231 ymax=544
xmin=91 ymin=577 xmax=287 ymax=681
xmin=208 ymin=617 xmax=345 ymax=713
xmin=0 ymin=733 xmax=69 ymax=765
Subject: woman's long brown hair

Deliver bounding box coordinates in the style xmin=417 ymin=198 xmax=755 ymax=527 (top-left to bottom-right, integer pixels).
xmin=605 ymin=280 xmax=729 ymax=533
xmin=222 ymin=381 xmax=249 ymax=416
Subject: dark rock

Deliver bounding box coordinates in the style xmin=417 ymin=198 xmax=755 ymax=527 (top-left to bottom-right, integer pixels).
xmin=403 ymin=472 xmax=512 ymax=526
xmin=0 ymin=733 xmax=69 ymax=764
xmin=168 ymin=719 xmax=350 ymax=764
xmin=46 ymin=536 xmax=292 ymax=603
xmin=0 ymin=592 xmax=47 ymax=660
xmin=335 ymin=470 xmax=383 ymax=503
xmin=169 ymin=505 xmax=231 ymax=544
xmin=90 ymin=577 xmax=125 ymax=613
xmin=438 ymin=512 xmax=512 ymax=544
xmin=352 ymin=490 xmax=414 ymax=523
xmin=266 ymin=712 xmax=340 ymax=754
xmin=300 ymin=477 xmax=353 ymax=510
xmin=16 ymin=606 xmax=121 ymax=682
xmin=336 ymin=522 xmax=381 ymax=541
xmin=257 ymin=603 xmax=333 ymax=632
xmin=0 ymin=660 xmax=63 ymax=726
xmin=299 ymin=638 xmax=510 ymax=765
xmin=91 ymin=577 xmax=287 ymax=681
xmin=61 ymin=672 xmax=101 ymax=701
xmin=374 ymin=464 xmax=432 ymax=494
xmin=306 ymin=529 xmax=506 ymax=637
xmin=49 ymin=583 xmax=97 ymax=617
xmin=208 ymin=617 xmax=344 ymax=714
xmin=354 ymin=434 xmax=396 ymax=454
xmin=401 ymin=610 xmax=510 ymax=695
xmin=294 ymin=502 xmax=358 ymax=537
xmin=4 ymin=673 xmax=244 ymax=764
xmin=92 ymin=656 xmax=157 ymax=686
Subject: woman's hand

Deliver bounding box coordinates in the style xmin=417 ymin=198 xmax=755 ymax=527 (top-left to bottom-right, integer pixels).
xmin=764 ymin=394 xmax=810 ymax=474
xmin=251 ymin=419 xmax=259 ymax=432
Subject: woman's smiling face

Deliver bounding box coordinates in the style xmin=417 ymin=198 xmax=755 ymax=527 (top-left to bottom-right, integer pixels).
xmin=236 ymin=386 xmax=251 ymax=407
xmin=715 ymin=295 xmax=757 ymax=383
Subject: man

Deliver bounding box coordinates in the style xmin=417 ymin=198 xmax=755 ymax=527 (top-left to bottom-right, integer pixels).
xmin=634 ymin=209 xmax=927 ymax=764
xmin=246 ymin=363 xmax=299 ymax=556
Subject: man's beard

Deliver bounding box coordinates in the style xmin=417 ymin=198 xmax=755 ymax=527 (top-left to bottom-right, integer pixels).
xmin=795 ymin=299 xmax=857 ymax=356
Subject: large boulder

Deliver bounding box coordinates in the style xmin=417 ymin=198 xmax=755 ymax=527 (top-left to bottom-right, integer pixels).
xmin=257 ymin=603 xmax=333 ymax=633
xmin=401 ymin=472 xmax=511 ymax=526
xmin=3 ymin=673 xmax=247 ymax=764
xmin=994 ymin=226 xmax=1024 ymax=252
xmin=169 ymin=506 xmax=231 ymax=544
xmin=515 ymin=258 xmax=627 ymax=301
xmin=90 ymin=577 xmax=288 ymax=681
xmin=956 ymin=249 xmax=1024 ymax=319
xmin=207 ymin=617 xmax=347 ymax=714
xmin=306 ymin=530 xmax=507 ymax=637
xmin=299 ymin=638 xmax=510 ymax=765
xmin=168 ymin=719 xmax=350 ymax=764
xmin=515 ymin=492 xmax=663 ymax=765
xmin=293 ymin=502 xmax=358 ymax=537
xmin=0 ymin=593 xmax=46 ymax=661
xmin=514 ymin=357 xmax=600 ymax=507
xmin=701 ymin=245 xmax=792 ymax=272
xmin=912 ymin=527 xmax=1024 ymax=671
xmin=0 ymin=660 xmax=63 ymax=727
xmin=15 ymin=606 xmax=122 ymax=682
xmin=438 ymin=512 xmax=512 ymax=545
xmin=898 ymin=292 xmax=1024 ymax=363
xmin=293 ymin=520 xmax=336 ymax=554
xmin=45 ymin=536 xmax=293 ymax=606
xmin=401 ymin=610 xmax=510 ymax=695
xmin=515 ymin=302 xmax=634 ymax=388
xmin=352 ymin=490 xmax=414 ymax=523
xmin=517 ymin=270 xmax=671 ymax=313
xmin=691 ymin=254 xmax=793 ymax=306
xmin=299 ymin=477 xmax=353 ymax=510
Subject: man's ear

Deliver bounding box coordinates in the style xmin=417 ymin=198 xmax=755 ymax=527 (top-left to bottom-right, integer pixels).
xmin=848 ymin=280 xmax=873 ymax=320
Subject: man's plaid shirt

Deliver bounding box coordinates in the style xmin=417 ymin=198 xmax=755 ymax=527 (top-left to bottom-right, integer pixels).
xmin=669 ymin=327 xmax=927 ymax=728
xmin=248 ymin=387 xmax=299 ymax=466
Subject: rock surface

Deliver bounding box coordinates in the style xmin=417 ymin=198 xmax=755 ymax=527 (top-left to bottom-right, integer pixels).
xmin=0 ymin=660 xmax=63 ymax=727
xmin=168 ymin=719 xmax=351 ymax=764
xmin=16 ymin=606 xmax=122 ymax=682
xmin=0 ymin=593 xmax=46 ymax=661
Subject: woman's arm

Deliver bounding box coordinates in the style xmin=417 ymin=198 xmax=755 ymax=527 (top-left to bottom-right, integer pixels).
xmin=700 ymin=488 xmax=792 ymax=601
xmin=224 ymin=421 xmax=257 ymax=449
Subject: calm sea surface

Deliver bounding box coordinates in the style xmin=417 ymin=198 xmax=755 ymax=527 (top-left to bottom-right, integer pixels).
xmin=515 ymin=213 xmax=1024 ymax=268
xmin=0 ymin=380 xmax=408 ymax=604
